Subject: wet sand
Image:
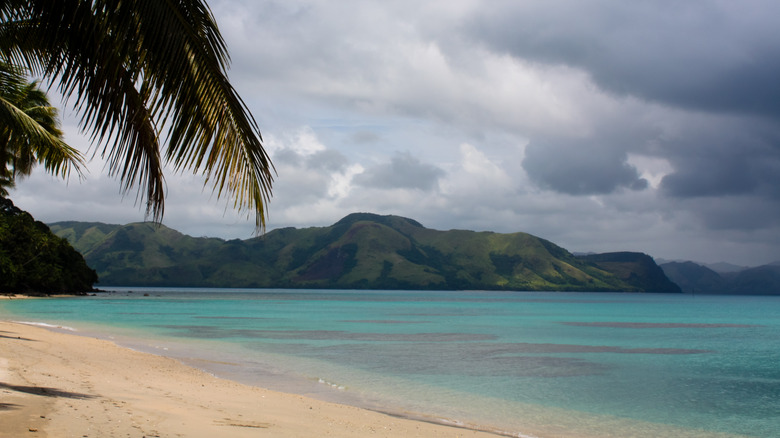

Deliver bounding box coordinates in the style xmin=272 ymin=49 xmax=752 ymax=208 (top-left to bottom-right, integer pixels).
xmin=0 ymin=320 xmax=501 ymax=438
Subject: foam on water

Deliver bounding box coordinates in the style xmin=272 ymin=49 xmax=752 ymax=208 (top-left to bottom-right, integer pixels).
xmin=14 ymin=320 xmax=77 ymax=331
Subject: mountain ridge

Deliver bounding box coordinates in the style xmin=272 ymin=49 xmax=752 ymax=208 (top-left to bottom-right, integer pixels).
xmin=50 ymin=213 xmax=680 ymax=292
xmin=660 ymin=261 xmax=780 ymax=295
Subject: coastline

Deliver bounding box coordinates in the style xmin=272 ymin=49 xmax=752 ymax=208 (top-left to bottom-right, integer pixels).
xmin=0 ymin=294 xmax=44 ymax=299
xmin=0 ymin=294 xmax=90 ymax=300
xmin=1 ymin=291 xmax=763 ymax=438
xmin=0 ymin=320 xmax=506 ymax=438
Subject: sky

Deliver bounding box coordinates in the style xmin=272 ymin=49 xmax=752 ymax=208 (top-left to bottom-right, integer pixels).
xmin=10 ymin=0 xmax=780 ymax=267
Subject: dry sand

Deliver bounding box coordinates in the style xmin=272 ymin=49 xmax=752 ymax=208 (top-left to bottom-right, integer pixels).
xmin=0 ymin=320 xmax=501 ymax=438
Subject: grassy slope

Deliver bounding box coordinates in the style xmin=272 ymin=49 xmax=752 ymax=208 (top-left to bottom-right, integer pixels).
xmin=50 ymin=214 xmax=677 ymax=292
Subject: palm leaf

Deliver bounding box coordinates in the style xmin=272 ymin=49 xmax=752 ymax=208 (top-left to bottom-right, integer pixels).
xmin=0 ymin=62 xmax=83 ymax=182
xmin=1 ymin=0 xmax=273 ymax=230
xmin=0 ymin=94 xmax=83 ymax=179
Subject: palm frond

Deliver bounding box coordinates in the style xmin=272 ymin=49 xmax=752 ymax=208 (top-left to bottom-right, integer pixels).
xmin=0 ymin=61 xmax=83 ymax=179
xmin=131 ymin=0 xmax=274 ymax=230
xmin=2 ymin=0 xmax=274 ymax=230
xmin=0 ymin=92 xmax=83 ymax=180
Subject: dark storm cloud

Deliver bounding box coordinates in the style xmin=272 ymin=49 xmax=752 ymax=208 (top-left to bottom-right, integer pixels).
xmin=465 ymin=0 xmax=780 ymax=235
xmin=522 ymin=139 xmax=647 ymax=195
xmin=661 ymin=153 xmax=761 ymax=199
xmin=464 ymin=0 xmax=780 ymax=117
xmin=659 ymin=119 xmax=780 ymax=199
xmin=354 ymin=152 xmax=445 ymax=190
xmin=690 ymin=196 xmax=780 ymax=231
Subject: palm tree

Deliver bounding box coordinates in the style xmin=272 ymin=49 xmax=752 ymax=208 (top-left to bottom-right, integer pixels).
xmin=0 ymin=0 xmax=274 ymax=230
xmin=0 ymin=61 xmax=82 ymax=196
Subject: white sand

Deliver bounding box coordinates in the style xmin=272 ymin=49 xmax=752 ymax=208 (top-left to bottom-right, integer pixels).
xmin=0 ymin=321 xmax=502 ymax=438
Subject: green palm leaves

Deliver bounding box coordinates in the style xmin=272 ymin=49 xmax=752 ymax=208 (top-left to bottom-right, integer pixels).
xmin=0 ymin=61 xmax=82 ymax=196
xmin=1 ymin=0 xmax=273 ymax=230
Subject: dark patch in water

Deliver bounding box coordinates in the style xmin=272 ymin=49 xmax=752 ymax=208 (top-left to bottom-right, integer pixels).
xmin=158 ymin=324 xmax=708 ymax=354
xmin=156 ymin=325 xmax=496 ymax=342
xmin=263 ymin=342 xmax=613 ymax=377
xmin=392 ymin=309 xmax=491 ymax=317
xmin=193 ymin=316 xmax=271 ymax=320
xmin=466 ymin=342 xmax=711 ymax=355
xmin=341 ymin=320 xmax=429 ymax=324
xmin=561 ymin=322 xmax=758 ymax=329
xmin=17 ymin=310 xmax=75 ymax=314
xmin=491 ymin=356 xmax=611 ymax=377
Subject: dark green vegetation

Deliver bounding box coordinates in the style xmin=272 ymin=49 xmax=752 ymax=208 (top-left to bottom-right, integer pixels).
xmin=1 ymin=197 xmax=96 ymax=294
xmin=661 ymin=261 xmax=780 ymax=295
xmin=51 ymin=213 xmax=679 ymax=292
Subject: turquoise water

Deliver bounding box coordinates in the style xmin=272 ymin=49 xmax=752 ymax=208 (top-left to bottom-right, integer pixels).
xmin=2 ymin=289 xmax=778 ymax=437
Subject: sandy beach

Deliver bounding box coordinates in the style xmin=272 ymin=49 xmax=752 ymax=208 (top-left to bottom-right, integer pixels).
xmin=0 ymin=320 xmax=500 ymax=438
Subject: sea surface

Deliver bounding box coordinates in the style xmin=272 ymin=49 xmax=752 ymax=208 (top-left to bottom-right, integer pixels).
xmin=1 ymin=289 xmax=778 ymax=437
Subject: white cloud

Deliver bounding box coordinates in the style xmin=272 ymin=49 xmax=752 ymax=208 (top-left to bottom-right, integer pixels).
xmin=8 ymin=0 xmax=780 ymax=267
xmin=328 ymin=163 xmax=364 ymax=198
xmin=441 ymin=143 xmax=514 ymax=197
xmin=627 ymin=154 xmax=673 ymax=189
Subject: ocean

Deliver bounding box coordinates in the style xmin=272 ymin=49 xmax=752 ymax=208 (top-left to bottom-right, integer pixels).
xmin=1 ymin=289 xmax=778 ymax=437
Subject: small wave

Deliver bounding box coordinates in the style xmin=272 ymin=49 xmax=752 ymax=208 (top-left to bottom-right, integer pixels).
xmin=14 ymin=321 xmax=77 ymax=331
xmin=414 ymin=415 xmax=540 ymax=438
xmin=317 ymin=378 xmax=346 ymax=390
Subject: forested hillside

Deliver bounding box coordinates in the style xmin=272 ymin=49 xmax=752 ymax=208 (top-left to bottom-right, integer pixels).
xmin=1 ymin=198 xmax=97 ymax=294
xmin=52 ymin=213 xmax=680 ymax=292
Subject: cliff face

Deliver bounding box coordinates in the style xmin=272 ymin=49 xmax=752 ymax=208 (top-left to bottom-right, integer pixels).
xmin=51 ymin=212 xmax=678 ymax=292
xmin=578 ymin=252 xmax=681 ymax=293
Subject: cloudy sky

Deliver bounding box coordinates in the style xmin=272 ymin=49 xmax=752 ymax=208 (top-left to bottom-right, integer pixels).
xmin=11 ymin=0 xmax=780 ymax=266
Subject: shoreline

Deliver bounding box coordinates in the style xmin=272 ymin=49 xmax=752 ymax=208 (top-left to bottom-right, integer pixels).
xmin=0 ymin=320 xmax=512 ymax=438
xmin=0 ymin=293 xmax=91 ymax=299
xmin=1 ymin=292 xmax=759 ymax=438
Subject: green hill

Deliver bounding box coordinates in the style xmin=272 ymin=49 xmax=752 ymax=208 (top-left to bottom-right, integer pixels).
xmin=1 ymin=198 xmax=97 ymax=294
xmin=48 ymin=221 xmax=123 ymax=254
xmin=51 ymin=212 xmax=680 ymax=292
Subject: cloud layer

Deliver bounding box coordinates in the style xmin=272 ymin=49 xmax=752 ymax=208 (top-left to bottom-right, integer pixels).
xmin=11 ymin=0 xmax=780 ymax=266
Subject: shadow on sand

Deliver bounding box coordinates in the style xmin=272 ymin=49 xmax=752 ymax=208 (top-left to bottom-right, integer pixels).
xmin=0 ymin=382 xmax=96 ymax=400
xmin=0 ymin=333 xmax=36 ymax=341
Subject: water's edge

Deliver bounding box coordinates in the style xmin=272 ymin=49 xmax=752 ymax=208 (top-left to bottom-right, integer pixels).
xmin=7 ymin=318 xmax=528 ymax=438
xmin=2 ymin=288 xmax=775 ymax=438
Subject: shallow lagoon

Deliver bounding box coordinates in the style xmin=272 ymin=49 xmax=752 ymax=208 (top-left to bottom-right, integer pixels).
xmin=2 ymin=289 xmax=778 ymax=437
